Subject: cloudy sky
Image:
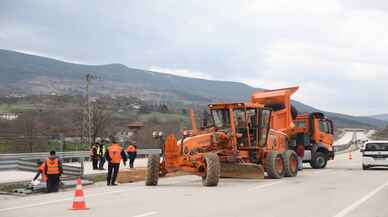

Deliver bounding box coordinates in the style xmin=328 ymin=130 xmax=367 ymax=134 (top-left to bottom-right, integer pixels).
xmin=1 ymin=0 xmax=388 ymax=116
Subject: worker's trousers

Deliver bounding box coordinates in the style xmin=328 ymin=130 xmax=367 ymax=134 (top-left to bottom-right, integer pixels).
xmin=99 ymin=157 xmax=105 ymax=169
xmin=47 ymin=175 xmax=60 ymax=193
xmin=92 ymin=157 xmax=99 ymax=169
xmin=127 ymin=152 xmax=137 ymax=168
xmin=107 ymin=163 xmax=120 ymax=185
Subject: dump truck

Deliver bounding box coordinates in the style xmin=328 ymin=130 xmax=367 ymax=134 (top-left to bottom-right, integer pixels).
xmin=251 ymin=86 xmax=335 ymax=169
xmin=146 ymin=101 xmax=299 ymax=187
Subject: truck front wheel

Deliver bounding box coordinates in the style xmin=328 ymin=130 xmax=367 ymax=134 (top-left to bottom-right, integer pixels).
xmin=310 ymin=152 xmax=327 ymax=169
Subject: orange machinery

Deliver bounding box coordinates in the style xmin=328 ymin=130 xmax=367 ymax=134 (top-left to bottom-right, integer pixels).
xmin=145 ymin=100 xmax=299 ymax=187
xmin=251 ymin=86 xmax=335 ymax=169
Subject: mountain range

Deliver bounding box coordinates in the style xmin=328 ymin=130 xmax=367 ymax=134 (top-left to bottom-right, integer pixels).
xmin=0 ymin=49 xmax=387 ymax=129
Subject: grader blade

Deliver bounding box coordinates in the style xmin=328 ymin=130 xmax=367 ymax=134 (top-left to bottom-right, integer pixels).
xmin=220 ymin=163 xmax=265 ymax=179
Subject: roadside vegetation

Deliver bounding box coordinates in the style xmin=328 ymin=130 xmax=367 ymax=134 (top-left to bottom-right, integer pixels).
xmin=0 ymin=95 xmax=197 ymax=153
xmin=372 ymin=126 xmax=388 ymax=140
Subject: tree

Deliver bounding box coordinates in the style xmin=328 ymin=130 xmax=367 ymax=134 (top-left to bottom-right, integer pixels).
xmin=91 ymin=103 xmax=112 ymax=143
xmin=19 ymin=111 xmax=38 ymax=152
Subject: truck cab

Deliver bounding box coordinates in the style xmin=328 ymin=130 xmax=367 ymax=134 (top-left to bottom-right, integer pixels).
xmin=294 ymin=112 xmax=334 ymax=169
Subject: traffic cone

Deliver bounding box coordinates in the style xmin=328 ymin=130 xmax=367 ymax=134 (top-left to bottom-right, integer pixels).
xmin=348 ymin=151 xmax=352 ymax=160
xmin=70 ymin=178 xmax=89 ymax=210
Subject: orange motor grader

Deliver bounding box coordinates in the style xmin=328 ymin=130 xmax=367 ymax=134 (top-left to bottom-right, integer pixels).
xmin=145 ymin=101 xmax=299 ymax=187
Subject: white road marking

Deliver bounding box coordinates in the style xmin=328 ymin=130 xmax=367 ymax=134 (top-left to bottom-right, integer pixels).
xmin=0 ymin=198 xmax=72 ymax=212
xmin=0 ymin=178 xmax=198 ymax=213
xmin=0 ymin=188 xmax=137 ymax=212
xmin=248 ymin=181 xmax=284 ymax=191
xmin=332 ymin=179 xmax=388 ymax=217
xmin=132 ymin=211 xmax=158 ymax=217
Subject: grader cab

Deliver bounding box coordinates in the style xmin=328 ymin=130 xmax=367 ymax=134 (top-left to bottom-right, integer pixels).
xmin=145 ymin=101 xmax=299 ymax=187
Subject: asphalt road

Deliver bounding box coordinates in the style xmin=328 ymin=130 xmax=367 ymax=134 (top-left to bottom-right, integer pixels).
xmin=1 ymin=142 xmax=388 ymax=217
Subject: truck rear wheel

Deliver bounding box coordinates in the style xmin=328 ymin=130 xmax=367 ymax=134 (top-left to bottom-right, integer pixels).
xmin=145 ymin=154 xmax=160 ymax=186
xmin=202 ymin=153 xmax=220 ymax=187
xmin=283 ymin=150 xmax=298 ymax=177
xmin=310 ymin=152 xmax=327 ymax=169
xmin=266 ymin=151 xmax=285 ymax=179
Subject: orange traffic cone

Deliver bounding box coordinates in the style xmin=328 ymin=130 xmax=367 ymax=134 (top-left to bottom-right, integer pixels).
xmin=348 ymin=151 xmax=353 ymax=160
xmin=70 ymin=178 xmax=89 ymax=210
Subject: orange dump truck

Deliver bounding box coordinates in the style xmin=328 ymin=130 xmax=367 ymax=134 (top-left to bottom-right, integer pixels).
xmin=251 ymin=86 xmax=335 ymax=169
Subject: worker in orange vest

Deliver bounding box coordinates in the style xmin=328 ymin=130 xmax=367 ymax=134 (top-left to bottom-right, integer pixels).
xmin=32 ymin=160 xmax=47 ymax=184
xmin=105 ymin=139 xmax=127 ymax=186
xmin=44 ymin=150 xmax=63 ymax=193
xmin=126 ymin=142 xmax=137 ymax=169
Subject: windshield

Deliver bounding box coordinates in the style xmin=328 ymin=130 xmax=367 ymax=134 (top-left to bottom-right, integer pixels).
xmin=211 ymin=109 xmax=230 ymax=129
xmin=319 ymin=120 xmax=332 ymax=134
xmin=365 ymin=143 xmax=388 ymax=151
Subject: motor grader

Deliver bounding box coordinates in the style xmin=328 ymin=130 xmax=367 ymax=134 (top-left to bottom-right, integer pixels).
xmin=145 ymin=101 xmax=299 ymax=187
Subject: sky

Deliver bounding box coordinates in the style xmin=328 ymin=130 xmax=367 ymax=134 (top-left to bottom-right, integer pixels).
xmin=0 ymin=0 xmax=388 ymax=116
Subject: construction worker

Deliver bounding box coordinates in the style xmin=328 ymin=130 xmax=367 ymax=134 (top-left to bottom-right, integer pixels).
xmin=44 ymin=150 xmax=63 ymax=193
xmin=126 ymin=142 xmax=137 ymax=169
xmin=90 ymin=143 xmax=98 ymax=170
xmin=296 ymin=144 xmax=304 ymax=171
xmin=98 ymin=142 xmax=106 ymax=170
xmin=105 ymin=139 xmax=127 ymax=186
xmin=32 ymin=160 xmax=47 ymax=184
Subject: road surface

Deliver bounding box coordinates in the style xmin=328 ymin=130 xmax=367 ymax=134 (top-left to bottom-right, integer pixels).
xmin=1 ymin=145 xmax=388 ymax=216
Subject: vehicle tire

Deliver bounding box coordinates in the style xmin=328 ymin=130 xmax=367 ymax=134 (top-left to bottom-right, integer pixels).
xmin=362 ymin=165 xmax=369 ymax=170
xmin=310 ymin=152 xmax=327 ymax=169
xmin=145 ymin=154 xmax=160 ymax=186
xmin=266 ymin=151 xmax=285 ymax=179
xmin=202 ymin=153 xmax=220 ymax=187
xmin=283 ymin=150 xmax=298 ymax=177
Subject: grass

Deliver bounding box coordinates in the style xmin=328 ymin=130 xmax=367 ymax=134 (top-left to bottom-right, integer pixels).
xmin=139 ymin=112 xmax=188 ymax=123
xmin=0 ymin=103 xmax=37 ymax=113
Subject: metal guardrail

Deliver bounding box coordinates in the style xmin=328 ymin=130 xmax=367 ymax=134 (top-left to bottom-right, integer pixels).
xmin=0 ymin=149 xmax=161 ymax=172
xmin=17 ymin=159 xmax=84 ymax=177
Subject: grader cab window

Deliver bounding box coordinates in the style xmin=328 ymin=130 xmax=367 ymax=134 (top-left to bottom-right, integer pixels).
xmin=233 ymin=107 xmax=271 ymax=147
xmin=234 ymin=109 xmax=248 ymax=146
xmin=259 ymin=109 xmax=271 ymax=146
xmin=211 ymin=109 xmax=230 ymax=129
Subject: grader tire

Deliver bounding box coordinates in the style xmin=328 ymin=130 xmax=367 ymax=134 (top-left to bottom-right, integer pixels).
xmin=266 ymin=151 xmax=285 ymax=179
xmin=145 ymin=154 xmax=160 ymax=186
xmin=283 ymin=150 xmax=298 ymax=177
xmin=202 ymin=153 xmax=220 ymax=187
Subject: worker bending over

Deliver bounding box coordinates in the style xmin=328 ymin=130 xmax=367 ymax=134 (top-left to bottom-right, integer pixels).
xmin=105 ymin=139 xmax=127 ymax=186
xmin=126 ymin=142 xmax=137 ymax=169
xmin=32 ymin=160 xmax=47 ymax=184
xmin=44 ymin=151 xmax=63 ymax=193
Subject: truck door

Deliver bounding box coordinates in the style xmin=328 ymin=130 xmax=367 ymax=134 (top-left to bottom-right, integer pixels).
xmin=315 ymin=119 xmax=334 ymax=146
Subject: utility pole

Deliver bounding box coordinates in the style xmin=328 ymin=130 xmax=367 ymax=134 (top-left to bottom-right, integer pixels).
xmin=84 ymin=73 xmax=96 ymax=148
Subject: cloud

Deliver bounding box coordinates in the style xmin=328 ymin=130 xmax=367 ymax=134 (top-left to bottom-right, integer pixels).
xmin=0 ymin=0 xmax=388 ymax=115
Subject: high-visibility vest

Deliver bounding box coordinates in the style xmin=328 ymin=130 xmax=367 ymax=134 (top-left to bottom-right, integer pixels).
xmin=46 ymin=159 xmax=60 ymax=175
xmin=127 ymin=145 xmax=136 ymax=153
xmin=108 ymin=144 xmax=123 ymax=164
xmin=38 ymin=163 xmax=47 ymax=181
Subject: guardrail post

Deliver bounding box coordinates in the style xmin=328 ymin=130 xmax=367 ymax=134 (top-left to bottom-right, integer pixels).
xmin=80 ymin=157 xmax=84 ymax=178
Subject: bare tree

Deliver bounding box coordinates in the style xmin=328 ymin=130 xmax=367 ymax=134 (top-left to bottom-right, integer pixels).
xmin=91 ymin=103 xmax=112 ymax=143
xmin=19 ymin=112 xmax=38 ymax=152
